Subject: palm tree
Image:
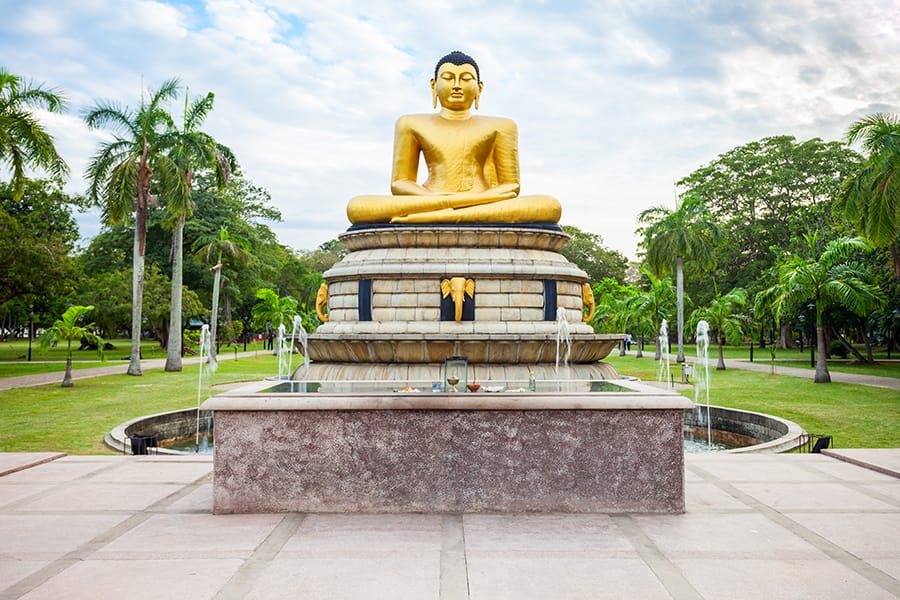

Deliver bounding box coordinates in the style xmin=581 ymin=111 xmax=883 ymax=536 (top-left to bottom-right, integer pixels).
xmin=38 ymin=305 xmax=103 ymax=387
xmin=83 ymin=78 xmax=186 ymax=376
xmin=251 ymin=288 xmax=299 ymax=356
xmin=193 ymin=226 xmax=250 ymax=367
xmin=0 ymin=68 xmax=69 ymax=200
xmin=764 ymin=234 xmax=884 ymax=382
xmin=753 ymin=285 xmax=781 ymax=375
xmin=689 ymin=288 xmax=747 ymax=370
xmin=638 ymin=193 xmax=720 ymax=363
xmin=622 ymin=294 xmax=655 ymax=358
xmin=590 ymin=281 xmax=635 ymax=334
xmin=628 ymin=269 xmax=676 ymax=360
xmin=162 ymin=91 xmax=235 ymax=372
xmin=837 ymin=113 xmax=900 ymax=278
xmin=601 ymin=295 xmax=633 ymax=355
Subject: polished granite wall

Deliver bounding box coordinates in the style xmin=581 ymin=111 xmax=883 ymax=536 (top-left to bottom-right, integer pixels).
xmin=211 ymin=403 xmax=686 ymax=514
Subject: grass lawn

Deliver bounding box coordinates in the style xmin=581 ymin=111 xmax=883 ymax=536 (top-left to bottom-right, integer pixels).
xmin=0 ymin=354 xmax=279 ymax=454
xmin=0 ymin=338 xmax=270 ymax=362
xmin=606 ymin=354 xmax=900 ymax=448
xmin=625 ymin=343 xmax=900 ymax=379
xmin=0 ymin=362 xmax=116 ymax=377
xmin=769 ymin=359 xmax=900 ymax=378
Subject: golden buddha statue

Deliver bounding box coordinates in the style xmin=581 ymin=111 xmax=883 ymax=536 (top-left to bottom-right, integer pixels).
xmin=346 ymin=51 xmax=561 ymax=224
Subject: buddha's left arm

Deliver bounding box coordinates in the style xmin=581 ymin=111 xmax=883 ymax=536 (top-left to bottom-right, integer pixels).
xmin=490 ymin=119 xmax=521 ymax=196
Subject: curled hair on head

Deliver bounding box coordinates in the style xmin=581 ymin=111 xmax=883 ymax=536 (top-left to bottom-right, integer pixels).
xmin=434 ymin=51 xmax=480 ymax=81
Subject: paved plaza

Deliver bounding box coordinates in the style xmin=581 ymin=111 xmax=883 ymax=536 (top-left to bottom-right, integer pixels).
xmin=0 ymin=450 xmax=898 ymax=599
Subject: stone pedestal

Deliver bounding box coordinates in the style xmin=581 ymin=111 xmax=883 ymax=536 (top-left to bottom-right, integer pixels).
xmin=203 ymin=380 xmax=692 ymax=514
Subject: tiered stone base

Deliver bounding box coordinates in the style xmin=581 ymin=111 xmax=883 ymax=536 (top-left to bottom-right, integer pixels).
xmin=303 ymin=361 xmax=618 ymax=384
xmin=302 ymin=224 xmax=623 ymax=381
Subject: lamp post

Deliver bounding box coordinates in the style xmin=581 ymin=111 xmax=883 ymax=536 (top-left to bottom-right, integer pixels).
xmin=808 ymin=303 xmax=815 ymax=369
xmin=889 ymin=309 xmax=898 ymax=360
xmin=749 ymin=308 xmax=754 ymax=362
xmin=27 ymin=309 xmax=34 ymax=362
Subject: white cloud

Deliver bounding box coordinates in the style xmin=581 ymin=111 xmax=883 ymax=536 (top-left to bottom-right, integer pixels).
xmin=132 ymin=0 xmax=190 ymax=38
xmin=206 ymin=0 xmax=285 ymax=43
xmin=1 ymin=0 xmax=898 ymax=259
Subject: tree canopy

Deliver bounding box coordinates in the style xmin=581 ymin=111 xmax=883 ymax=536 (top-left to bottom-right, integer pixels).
xmin=0 ymin=179 xmax=81 ymax=320
xmin=560 ymin=225 xmax=628 ymax=283
xmin=677 ymin=135 xmax=862 ymax=302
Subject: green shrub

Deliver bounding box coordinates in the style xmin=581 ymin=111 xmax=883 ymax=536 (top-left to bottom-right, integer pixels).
xmin=829 ymin=341 xmax=849 ymax=358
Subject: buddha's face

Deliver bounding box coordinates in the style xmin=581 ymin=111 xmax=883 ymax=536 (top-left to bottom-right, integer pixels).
xmin=431 ymin=62 xmax=482 ymax=110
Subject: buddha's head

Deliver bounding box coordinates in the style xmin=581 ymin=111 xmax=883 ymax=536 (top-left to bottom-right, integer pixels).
xmin=431 ymin=50 xmax=483 ymax=111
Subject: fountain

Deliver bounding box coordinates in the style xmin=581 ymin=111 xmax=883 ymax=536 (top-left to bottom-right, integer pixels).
xmin=194 ymin=324 xmax=215 ymax=451
xmin=287 ymin=315 xmax=309 ymax=381
xmin=695 ymin=320 xmax=712 ymax=447
xmin=657 ymin=319 xmax=672 ymax=389
xmin=555 ymin=306 xmax=572 ymax=386
xmin=202 ymin=52 xmax=692 ymax=514
xmin=276 ymin=323 xmax=289 ymax=379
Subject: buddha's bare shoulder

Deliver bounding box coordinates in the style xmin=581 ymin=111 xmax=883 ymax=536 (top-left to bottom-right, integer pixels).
xmin=471 ymin=115 xmax=517 ymax=128
xmin=395 ymin=113 xmax=438 ymax=128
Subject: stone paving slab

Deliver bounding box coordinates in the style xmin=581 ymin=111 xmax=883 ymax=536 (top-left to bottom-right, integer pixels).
xmin=17 ymin=559 xmax=245 ymax=600
xmin=0 ymin=453 xmax=65 ymax=477
xmin=824 ymin=448 xmax=900 ymax=478
xmin=673 ymin=558 xmax=899 ymax=600
xmin=0 ymin=452 xmax=898 ymax=600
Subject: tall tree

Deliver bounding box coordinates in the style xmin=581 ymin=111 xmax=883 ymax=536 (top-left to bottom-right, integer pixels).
xmin=83 ymin=78 xmax=187 ymax=375
xmin=689 ymin=288 xmax=747 ymax=370
xmin=678 ymin=136 xmax=861 ymax=303
xmin=193 ymin=226 xmax=250 ymax=367
xmin=0 ymin=179 xmax=80 ymax=308
xmin=251 ymin=288 xmax=299 ymax=356
xmin=765 ymin=235 xmax=884 ymax=382
xmin=638 ymin=194 xmax=719 ymax=363
xmin=837 ymin=113 xmax=900 ymax=278
xmin=38 ymin=305 xmax=103 ymax=387
xmin=162 ymin=90 xmax=235 ymax=372
xmin=0 ymin=68 xmax=69 ymax=200
xmin=628 ymin=269 xmax=676 ymax=360
xmin=560 ymin=225 xmax=628 ymax=283
xmin=590 ymin=278 xmax=637 ymax=335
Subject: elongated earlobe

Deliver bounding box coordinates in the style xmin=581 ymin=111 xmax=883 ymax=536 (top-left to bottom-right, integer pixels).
xmin=474 ymin=93 xmax=479 ymax=110
xmin=430 ymin=79 xmax=437 ymax=109
xmin=475 ymin=81 xmax=484 ymax=110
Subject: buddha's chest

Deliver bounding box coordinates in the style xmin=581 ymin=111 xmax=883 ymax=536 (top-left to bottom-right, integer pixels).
xmin=414 ymin=122 xmax=498 ymax=160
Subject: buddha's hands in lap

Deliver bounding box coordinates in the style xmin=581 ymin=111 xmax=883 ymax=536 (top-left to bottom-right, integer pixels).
xmin=429 ymin=190 xmax=518 ymax=209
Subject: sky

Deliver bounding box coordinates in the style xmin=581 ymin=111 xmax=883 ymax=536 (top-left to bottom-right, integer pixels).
xmin=2 ymin=0 xmax=898 ymax=260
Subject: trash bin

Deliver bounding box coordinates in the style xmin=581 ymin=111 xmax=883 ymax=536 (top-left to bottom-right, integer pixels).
xmin=681 ymin=363 xmax=693 ymax=384
xmin=129 ymin=433 xmax=158 ymax=455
